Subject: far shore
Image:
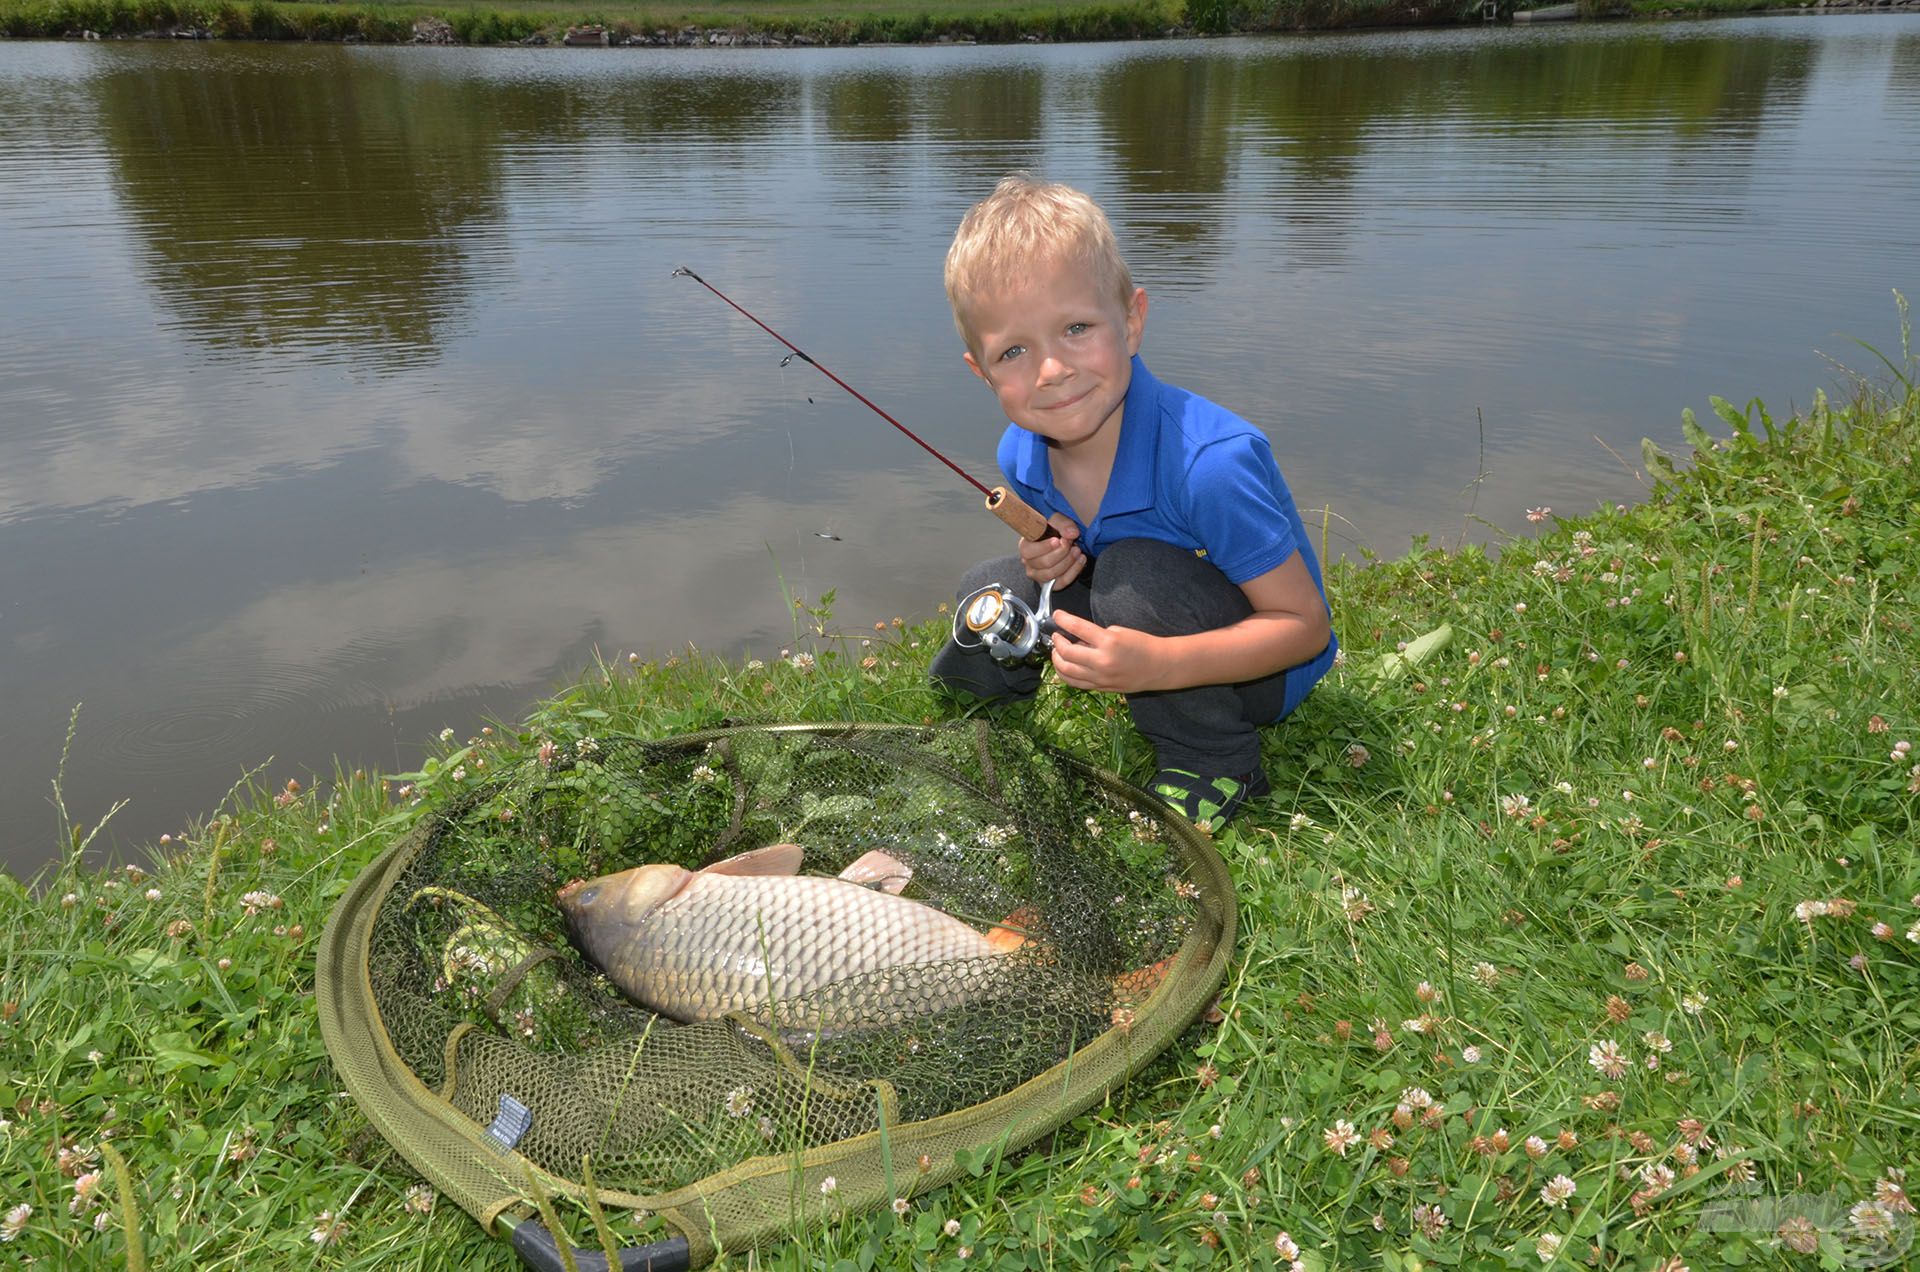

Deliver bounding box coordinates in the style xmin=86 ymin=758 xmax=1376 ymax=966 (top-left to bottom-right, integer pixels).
xmin=3 ymin=0 xmax=1907 ymax=50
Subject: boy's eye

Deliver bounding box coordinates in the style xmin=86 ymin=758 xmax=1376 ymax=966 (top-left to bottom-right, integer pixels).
xmin=1065 ymin=322 xmax=1089 ymax=336
xmin=997 ymin=344 xmax=1025 ymax=363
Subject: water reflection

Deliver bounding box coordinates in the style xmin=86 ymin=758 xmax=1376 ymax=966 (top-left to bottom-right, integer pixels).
xmin=1 ymin=17 xmax=1916 ymax=871
xmin=92 ymin=45 xmax=500 ymax=364
xmin=1097 ymin=58 xmax=1235 ymax=273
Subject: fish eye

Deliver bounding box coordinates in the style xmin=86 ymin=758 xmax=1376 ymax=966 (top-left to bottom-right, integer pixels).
xmin=576 ymin=886 xmax=599 ymax=906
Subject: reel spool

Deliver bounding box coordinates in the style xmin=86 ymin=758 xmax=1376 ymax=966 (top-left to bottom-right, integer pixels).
xmin=954 ymin=578 xmax=1058 ymax=666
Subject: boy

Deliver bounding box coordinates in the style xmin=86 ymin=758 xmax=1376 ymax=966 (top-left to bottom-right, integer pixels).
xmin=929 ymin=174 xmax=1337 ymax=833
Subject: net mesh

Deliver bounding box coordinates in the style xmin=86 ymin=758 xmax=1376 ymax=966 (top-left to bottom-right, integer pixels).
xmin=319 ymin=722 xmax=1233 ymax=1263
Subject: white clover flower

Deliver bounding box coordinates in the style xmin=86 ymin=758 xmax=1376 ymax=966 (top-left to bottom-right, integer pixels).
xmin=1849 ymin=1200 xmax=1897 ymax=1239
xmin=1461 ymin=1045 xmax=1482 ymax=1064
xmin=818 ymin=1176 xmax=837 ymax=1196
xmin=1540 ymin=1175 xmax=1576 ymax=1208
xmin=725 ymin=1087 xmax=753 ymax=1118
xmin=310 ymin=1210 xmax=347 ymax=1246
xmin=1681 ymin=991 xmax=1709 ymax=1015
xmin=239 ymin=890 xmax=281 ymax=916
xmin=1 ymin=1203 xmax=30 ymax=1242
xmin=1589 ymin=1040 xmax=1628 ymax=1080
xmin=1535 ymin=1232 xmax=1564 ymax=1261
xmin=943 ymin=1218 xmax=962 ymax=1237
xmin=1322 ymin=1119 xmax=1360 ymax=1156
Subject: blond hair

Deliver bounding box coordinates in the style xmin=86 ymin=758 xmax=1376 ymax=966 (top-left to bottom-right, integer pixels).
xmin=944 ymin=173 xmax=1133 ymax=350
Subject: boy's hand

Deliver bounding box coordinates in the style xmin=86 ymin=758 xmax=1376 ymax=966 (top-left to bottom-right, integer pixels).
xmin=1019 ymin=513 xmax=1087 ymax=587
xmin=1047 ymin=610 xmax=1165 ymax=694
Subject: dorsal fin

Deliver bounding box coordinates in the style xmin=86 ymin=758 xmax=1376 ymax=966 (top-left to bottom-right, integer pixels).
xmin=700 ymin=843 xmax=805 ymax=877
xmin=837 ymin=849 xmax=913 ymax=895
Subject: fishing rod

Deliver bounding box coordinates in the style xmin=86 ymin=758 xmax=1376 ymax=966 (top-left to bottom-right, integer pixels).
xmin=673 ymin=266 xmax=1056 ymax=543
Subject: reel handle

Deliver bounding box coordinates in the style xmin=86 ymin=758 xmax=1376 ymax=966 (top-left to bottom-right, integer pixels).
xmin=986 ymin=486 xmax=1058 ymax=542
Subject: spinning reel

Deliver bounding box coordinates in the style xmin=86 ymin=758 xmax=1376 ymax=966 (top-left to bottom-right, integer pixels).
xmin=953 ymin=578 xmax=1059 ymax=667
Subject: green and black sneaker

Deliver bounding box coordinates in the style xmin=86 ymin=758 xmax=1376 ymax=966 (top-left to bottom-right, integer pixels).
xmin=1151 ymin=767 xmax=1272 ymax=834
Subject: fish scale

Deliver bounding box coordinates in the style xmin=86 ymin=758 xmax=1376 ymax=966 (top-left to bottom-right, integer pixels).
xmin=561 ymin=855 xmax=1001 ymax=1027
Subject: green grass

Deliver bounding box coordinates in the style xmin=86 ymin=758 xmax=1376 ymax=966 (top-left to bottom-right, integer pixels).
xmin=0 ymin=0 xmax=1183 ymax=43
xmin=0 ymin=0 xmax=1833 ymax=43
xmin=3 ymin=306 xmax=1918 ymax=1267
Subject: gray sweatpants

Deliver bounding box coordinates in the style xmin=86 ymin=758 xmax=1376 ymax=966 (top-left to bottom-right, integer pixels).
xmin=929 ymin=538 xmax=1316 ymax=779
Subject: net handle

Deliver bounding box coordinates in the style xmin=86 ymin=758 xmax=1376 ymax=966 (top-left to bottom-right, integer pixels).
xmin=503 ymin=1214 xmax=691 ymax=1272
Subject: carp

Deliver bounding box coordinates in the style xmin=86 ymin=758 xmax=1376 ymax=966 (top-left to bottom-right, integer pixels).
xmin=556 ymin=843 xmax=1027 ymax=1027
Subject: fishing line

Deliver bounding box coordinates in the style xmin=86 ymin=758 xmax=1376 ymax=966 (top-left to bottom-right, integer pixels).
xmin=673 ymin=266 xmax=1056 ymax=542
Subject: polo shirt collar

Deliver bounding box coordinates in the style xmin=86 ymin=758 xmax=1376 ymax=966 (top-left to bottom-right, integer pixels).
xmin=1005 ymin=355 xmax=1162 ymax=522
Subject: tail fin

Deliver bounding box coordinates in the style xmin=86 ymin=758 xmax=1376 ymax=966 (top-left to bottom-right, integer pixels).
xmin=985 ymin=904 xmax=1041 ymax=953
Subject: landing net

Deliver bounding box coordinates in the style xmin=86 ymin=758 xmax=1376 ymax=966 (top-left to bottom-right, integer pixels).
xmin=317 ymin=722 xmax=1233 ymax=1264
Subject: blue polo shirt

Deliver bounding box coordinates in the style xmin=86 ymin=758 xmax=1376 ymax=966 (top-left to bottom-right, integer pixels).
xmin=996 ymin=356 xmax=1337 ymax=707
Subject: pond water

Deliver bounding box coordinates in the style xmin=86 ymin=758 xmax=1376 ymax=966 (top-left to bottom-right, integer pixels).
xmin=2 ymin=16 xmax=1917 ymax=871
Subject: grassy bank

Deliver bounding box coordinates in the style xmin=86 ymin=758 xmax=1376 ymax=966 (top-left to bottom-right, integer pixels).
xmin=3 ymin=312 xmax=1918 ymax=1268
xmin=0 ymin=0 xmax=1182 ymax=46
xmin=0 ymin=0 xmax=1849 ymax=46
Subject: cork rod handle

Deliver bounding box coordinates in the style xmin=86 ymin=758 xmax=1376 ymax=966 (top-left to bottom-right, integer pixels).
xmin=985 ymin=486 xmax=1058 ymax=542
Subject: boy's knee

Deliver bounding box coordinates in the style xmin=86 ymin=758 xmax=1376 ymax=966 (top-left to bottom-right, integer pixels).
xmin=1089 ymin=539 xmax=1248 ymax=635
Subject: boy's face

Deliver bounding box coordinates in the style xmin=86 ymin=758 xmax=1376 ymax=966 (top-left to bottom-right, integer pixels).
xmin=961 ymin=254 xmax=1147 ymax=453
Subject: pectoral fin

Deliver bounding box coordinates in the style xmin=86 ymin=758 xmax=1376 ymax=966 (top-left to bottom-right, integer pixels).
xmin=838 ymin=849 xmax=913 ymax=894
xmin=701 ymin=843 xmax=805 ymax=877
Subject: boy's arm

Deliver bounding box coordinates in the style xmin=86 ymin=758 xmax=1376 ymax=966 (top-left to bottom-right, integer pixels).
xmin=1046 ymin=551 xmax=1331 ymax=694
